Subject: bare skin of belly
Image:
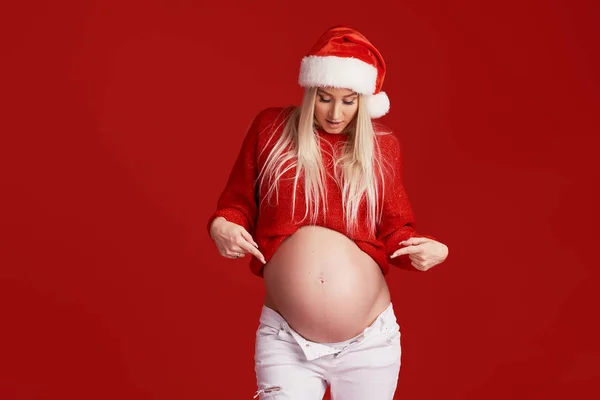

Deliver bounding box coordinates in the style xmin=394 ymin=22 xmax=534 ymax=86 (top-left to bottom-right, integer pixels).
xmin=263 ymin=225 xmax=391 ymax=343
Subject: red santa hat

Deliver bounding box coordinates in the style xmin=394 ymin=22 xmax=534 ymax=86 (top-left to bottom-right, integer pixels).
xmin=298 ymin=26 xmax=390 ymax=118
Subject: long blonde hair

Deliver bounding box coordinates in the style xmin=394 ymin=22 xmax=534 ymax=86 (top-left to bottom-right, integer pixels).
xmin=257 ymin=87 xmax=390 ymax=236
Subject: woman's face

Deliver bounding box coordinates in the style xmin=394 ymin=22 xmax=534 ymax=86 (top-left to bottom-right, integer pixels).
xmin=314 ymin=87 xmax=359 ymax=134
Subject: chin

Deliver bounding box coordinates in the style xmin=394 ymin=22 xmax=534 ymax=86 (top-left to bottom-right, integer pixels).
xmin=325 ymin=124 xmax=347 ymax=133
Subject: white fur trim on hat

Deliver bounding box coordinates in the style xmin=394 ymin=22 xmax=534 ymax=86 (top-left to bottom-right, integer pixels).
xmin=299 ymin=55 xmax=378 ymax=94
xmin=365 ymin=91 xmax=390 ymax=118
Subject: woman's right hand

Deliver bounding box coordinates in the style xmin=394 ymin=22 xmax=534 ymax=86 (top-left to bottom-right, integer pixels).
xmin=209 ymin=217 xmax=266 ymax=264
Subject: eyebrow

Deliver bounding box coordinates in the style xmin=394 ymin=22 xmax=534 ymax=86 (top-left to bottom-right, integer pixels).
xmin=317 ymin=89 xmax=358 ymax=98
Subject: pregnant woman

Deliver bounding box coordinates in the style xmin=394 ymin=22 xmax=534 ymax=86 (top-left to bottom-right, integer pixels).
xmin=208 ymin=25 xmax=449 ymax=400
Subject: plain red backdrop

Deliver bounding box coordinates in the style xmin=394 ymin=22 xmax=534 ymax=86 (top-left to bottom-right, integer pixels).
xmin=1 ymin=0 xmax=598 ymax=399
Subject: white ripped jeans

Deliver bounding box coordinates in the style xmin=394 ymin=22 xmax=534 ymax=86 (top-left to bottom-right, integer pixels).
xmin=254 ymin=302 xmax=401 ymax=399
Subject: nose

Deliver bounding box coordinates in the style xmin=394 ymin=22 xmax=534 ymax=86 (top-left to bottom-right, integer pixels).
xmin=328 ymin=101 xmax=342 ymax=121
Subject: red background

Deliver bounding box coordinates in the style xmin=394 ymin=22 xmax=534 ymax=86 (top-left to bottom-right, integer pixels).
xmin=1 ymin=1 xmax=598 ymax=399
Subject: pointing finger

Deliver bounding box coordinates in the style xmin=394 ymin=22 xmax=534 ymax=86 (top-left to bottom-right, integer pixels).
xmin=241 ymin=241 xmax=266 ymax=264
xmin=391 ymin=245 xmax=420 ymax=258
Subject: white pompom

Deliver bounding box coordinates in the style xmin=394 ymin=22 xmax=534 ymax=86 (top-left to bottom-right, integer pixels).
xmin=365 ymin=91 xmax=390 ymax=118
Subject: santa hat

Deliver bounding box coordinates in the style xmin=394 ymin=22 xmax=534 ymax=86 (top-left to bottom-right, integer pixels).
xmin=298 ymin=26 xmax=390 ymax=118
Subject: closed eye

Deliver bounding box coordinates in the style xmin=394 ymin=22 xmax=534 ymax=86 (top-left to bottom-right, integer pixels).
xmin=319 ymin=96 xmax=355 ymax=105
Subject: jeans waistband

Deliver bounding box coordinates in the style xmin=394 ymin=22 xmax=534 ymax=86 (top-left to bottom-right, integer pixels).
xmin=258 ymin=302 xmax=396 ymax=360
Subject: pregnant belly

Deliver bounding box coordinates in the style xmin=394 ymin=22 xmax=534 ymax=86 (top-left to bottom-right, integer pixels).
xmin=263 ymin=225 xmax=390 ymax=343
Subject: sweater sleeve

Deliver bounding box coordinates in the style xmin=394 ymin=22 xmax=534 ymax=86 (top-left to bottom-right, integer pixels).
xmin=206 ymin=111 xmax=263 ymax=237
xmin=376 ymin=134 xmax=437 ymax=271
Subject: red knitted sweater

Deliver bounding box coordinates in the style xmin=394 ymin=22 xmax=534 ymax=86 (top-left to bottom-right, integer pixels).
xmin=207 ymin=107 xmax=436 ymax=277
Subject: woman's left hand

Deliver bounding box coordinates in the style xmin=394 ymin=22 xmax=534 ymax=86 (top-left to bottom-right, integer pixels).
xmin=390 ymin=237 xmax=448 ymax=271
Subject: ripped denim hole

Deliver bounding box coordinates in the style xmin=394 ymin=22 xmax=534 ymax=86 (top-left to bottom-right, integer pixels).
xmin=254 ymin=386 xmax=282 ymax=398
